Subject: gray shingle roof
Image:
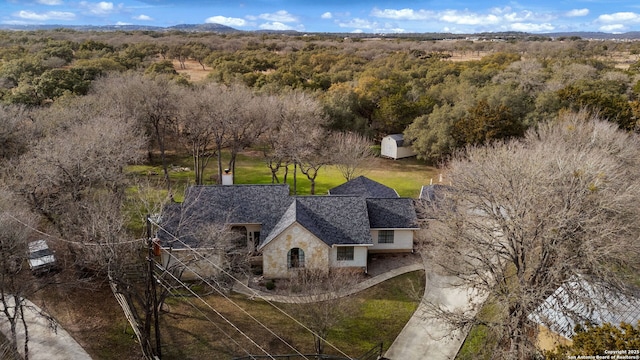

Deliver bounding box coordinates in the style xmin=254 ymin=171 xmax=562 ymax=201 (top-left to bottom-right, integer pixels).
xmin=366 ymin=198 xmax=419 ymax=229
xmin=328 ymin=176 xmax=399 ymax=198
xmin=157 ymin=184 xmax=292 ymax=248
xmin=158 ymin=181 xmax=417 ymax=250
xmin=419 ymin=184 xmax=453 ymax=202
xmin=261 ymin=196 xmax=373 ymax=249
xmin=387 ymin=134 xmax=405 ymax=146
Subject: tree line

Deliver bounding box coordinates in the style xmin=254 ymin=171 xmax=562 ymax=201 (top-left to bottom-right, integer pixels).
xmin=1 ymin=30 xmax=640 ymax=162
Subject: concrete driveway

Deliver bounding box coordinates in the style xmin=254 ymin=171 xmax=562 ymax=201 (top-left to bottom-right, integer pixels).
xmin=384 ymin=261 xmax=486 ymax=360
xmin=0 ymin=296 xmax=92 ymax=360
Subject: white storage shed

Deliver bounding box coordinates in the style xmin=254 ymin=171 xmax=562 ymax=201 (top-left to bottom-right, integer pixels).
xmin=380 ymin=134 xmax=416 ymax=160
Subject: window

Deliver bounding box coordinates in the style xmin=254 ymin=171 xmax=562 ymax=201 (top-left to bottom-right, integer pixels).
xmin=288 ymin=248 xmax=305 ymax=268
xmin=250 ymin=231 xmax=260 ymax=248
xmin=336 ymin=246 xmax=354 ymax=261
xmin=378 ymin=230 xmax=395 ymax=244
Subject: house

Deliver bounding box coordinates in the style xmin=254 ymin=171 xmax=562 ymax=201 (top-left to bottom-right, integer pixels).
xmin=380 ymin=134 xmax=416 ymax=160
xmin=259 ymin=196 xmax=373 ymax=278
xmin=157 ymin=177 xmax=419 ymax=279
xmin=529 ymin=278 xmax=640 ymax=341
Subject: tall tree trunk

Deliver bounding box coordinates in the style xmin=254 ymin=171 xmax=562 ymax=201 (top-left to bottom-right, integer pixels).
xmin=293 ymin=162 xmax=297 ymax=195
xmin=154 ymin=123 xmax=172 ymax=196
xmin=216 ymin=143 xmax=223 ymax=185
xmin=19 ymin=302 xmax=28 ymax=360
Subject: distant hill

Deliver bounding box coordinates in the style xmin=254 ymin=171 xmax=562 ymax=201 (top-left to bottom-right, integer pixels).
xmin=544 ymin=31 xmax=640 ymax=40
xmin=0 ymin=23 xmax=239 ymax=33
xmin=0 ymin=24 xmax=640 ymax=40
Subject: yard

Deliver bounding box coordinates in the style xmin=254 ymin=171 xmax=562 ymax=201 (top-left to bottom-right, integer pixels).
xmin=31 ymin=270 xmax=424 ymax=359
xmin=127 ymin=150 xmax=439 ymax=199
xmin=25 ymin=150 xmax=434 ymax=359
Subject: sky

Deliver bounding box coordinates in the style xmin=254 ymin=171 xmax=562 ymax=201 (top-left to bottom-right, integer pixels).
xmin=3 ymin=0 xmax=640 ymax=34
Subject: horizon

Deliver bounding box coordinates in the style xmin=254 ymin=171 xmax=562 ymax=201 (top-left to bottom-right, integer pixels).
xmin=2 ymin=1 xmax=640 ymax=35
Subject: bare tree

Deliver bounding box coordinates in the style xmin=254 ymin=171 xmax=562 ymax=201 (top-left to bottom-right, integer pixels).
xmin=421 ymin=111 xmax=640 ymax=359
xmin=330 ymin=131 xmax=374 ymax=182
xmin=257 ymin=95 xmax=293 ymax=184
xmin=179 ymin=82 xmax=264 ymax=185
xmin=0 ymin=189 xmax=41 ymax=360
xmin=0 ymin=104 xmax=33 ymax=161
xmin=297 ymin=126 xmax=331 ymax=195
xmin=13 ymin=110 xmax=145 ymax=237
xmin=286 ymin=269 xmax=359 ymax=355
xmin=178 ymin=86 xmax=220 ymax=185
xmin=225 ymin=85 xmax=269 ymax=184
xmin=93 ymin=73 xmax=179 ymax=194
xmin=264 ymin=91 xmax=329 ymax=194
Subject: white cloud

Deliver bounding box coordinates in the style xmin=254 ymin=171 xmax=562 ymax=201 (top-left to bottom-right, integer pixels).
xmin=337 ymin=18 xmax=376 ymax=29
xmin=371 ymin=8 xmax=434 ymax=20
xmin=205 ymin=15 xmax=247 ymax=27
xmin=351 ymin=29 xmax=364 ymax=34
xmin=440 ymin=10 xmax=500 ymax=25
xmin=37 ymin=0 xmax=63 ymax=5
xmin=258 ymin=10 xmax=297 ymax=23
xmin=599 ymin=24 xmax=626 ymax=32
xmin=503 ymin=10 xmax=538 ymax=22
xmin=259 ymin=21 xmax=293 ymax=30
xmin=321 ymin=12 xmax=332 ymax=19
xmin=383 ymin=27 xmax=406 ymax=33
xmin=510 ymin=22 xmax=554 ymax=32
xmin=371 ymin=7 xmax=557 ymax=27
xmin=597 ymin=12 xmax=640 ymax=23
xmin=566 ymin=9 xmax=589 ymax=17
xmin=16 ymin=10 xmax=75 ymax=21
xmin=115 ymin=21 xmax=131 ymax=25
xmin=134 ymin=14 xmax=152 ymax=21
xmin=79 ymin=1 xmax=119 ymax=16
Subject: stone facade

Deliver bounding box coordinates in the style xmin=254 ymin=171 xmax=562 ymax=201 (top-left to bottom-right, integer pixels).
xmin=261 ymin=223 xmax=329 ymax=278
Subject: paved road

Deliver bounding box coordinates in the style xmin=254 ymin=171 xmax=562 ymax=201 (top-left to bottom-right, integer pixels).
xmin=384 ymin=261 xmax=486 ymax=360
xmin=0 ymin=296 xmax=92 ymax=360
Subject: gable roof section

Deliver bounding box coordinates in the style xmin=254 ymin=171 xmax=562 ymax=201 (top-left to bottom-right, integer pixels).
xmin=387 ymin=134 xmax=405 ymax=147
xmin=328 ymin=176 xmax=399 ymax=198
xmin=158 ymin=184 xmax=292 ymax=248
xmin=260 ymin=196 xmax=373 ymax=250
xmin=366 ymin=198 xmax=419 ymax=229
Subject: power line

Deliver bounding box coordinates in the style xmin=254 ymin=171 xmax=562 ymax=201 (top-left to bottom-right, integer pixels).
xmin=155 ymin=274 xmax=257 ymax=360
xmin=160 ymin=248 xmax=311 ymax=360
xmin=151 ymin=219 xmax=354 ymax=360
xmin=158 ymin=260 xmax=276 ymax=360
xmin=4 ymin=212 xmax=145 ymax=246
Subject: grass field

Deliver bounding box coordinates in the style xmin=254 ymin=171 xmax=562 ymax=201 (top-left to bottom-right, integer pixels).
xmin=160 ymin=270 xmax=425 ymax=359
xmin=128 ymin=150 xmax=439 ymax=200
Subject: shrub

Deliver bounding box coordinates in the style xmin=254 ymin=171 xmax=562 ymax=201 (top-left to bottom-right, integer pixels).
xmin=265 ymin=280 xmax=276 ymax=290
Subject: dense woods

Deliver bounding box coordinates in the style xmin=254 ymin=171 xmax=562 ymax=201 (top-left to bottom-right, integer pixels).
xmin=1 ymin=29 xmax=640 ymax=359
xmin=1 ymin=30 xmax=639 ymax=163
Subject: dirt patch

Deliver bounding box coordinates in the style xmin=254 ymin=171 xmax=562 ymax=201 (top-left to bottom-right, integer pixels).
xmin=447 ymin=50 xmax=491 ymax=62
xmin=172 ymin=59 xmax=212 ymax=82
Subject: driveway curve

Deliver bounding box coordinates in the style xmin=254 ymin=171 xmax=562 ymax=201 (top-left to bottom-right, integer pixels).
xmin=0 ymin=297 xmax=92 ymax=360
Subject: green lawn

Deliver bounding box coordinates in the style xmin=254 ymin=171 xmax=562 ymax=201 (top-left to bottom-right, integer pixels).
xmin=160 ymin=270 xmax=425 ymax=359
xmin=128 ymin=151 xmax=438 ymax=199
